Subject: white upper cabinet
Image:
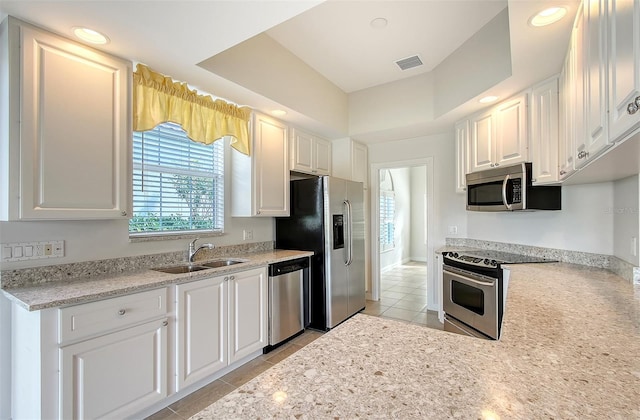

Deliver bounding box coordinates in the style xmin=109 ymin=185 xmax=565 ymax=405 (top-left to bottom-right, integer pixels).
xmin=290 ymin=128 xmax=331 ymax=176
xmin=469 ymin=110 xmax=495 ymax=172
xmin=455 ymin=120 xmax=470 ymax=193
xmin=494 ymin=93 xmax=529 ymax=167
xmin=231 ymin=112 xmax=289 ymax=217
xmin=468 ymin=93 xmax=528 ymax=173
xmin=0 ymin=18 xmax=131 ymax=220
xmin=577 ymin=0 xmax=611 ymax=167
xmin=608 ymin=0 xmax=640 ymax=140
xmin=530 ymin=78 xmax=560 ymax=185
xmin=559 ymin=7 xmax=583 ymax=181
xmin=332 ymin=138 xmax=369 ymax=188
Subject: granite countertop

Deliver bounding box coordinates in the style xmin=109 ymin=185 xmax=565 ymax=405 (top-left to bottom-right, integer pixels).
xmin=192 ymin=262 xmax=640 ymax=419
xmin=2 ymin=249 xmax=313 ymax=311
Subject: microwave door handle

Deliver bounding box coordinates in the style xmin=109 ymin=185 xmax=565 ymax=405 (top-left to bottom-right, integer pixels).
xmin=502 ymin=175 xmax=512 ymax=210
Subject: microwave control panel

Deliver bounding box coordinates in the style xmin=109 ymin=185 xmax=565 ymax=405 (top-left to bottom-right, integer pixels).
xmin=511 ymin=179 xmax=522 ymax=203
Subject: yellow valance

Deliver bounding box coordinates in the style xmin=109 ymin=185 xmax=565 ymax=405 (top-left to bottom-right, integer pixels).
xmin=133 ymin=63 xmax=252 ymax=155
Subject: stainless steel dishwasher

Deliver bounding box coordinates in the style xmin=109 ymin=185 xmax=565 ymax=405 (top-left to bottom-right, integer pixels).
xmin=267 ymin=257 xmax=309 ymax=349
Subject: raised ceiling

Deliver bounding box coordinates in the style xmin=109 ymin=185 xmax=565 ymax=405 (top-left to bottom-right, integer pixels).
xmin=0 ymin=0 xmax=579 ymax=143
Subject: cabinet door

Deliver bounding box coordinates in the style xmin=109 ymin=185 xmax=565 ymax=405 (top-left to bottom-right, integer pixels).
xmin=469 ymin=111 xmax=494 ymax=172
xmin=580 ymin=0 xmax=611 ymax=166
xmin=352 ymin=141 xmax=368 ymax=188
xmin=19 ymin=24 xmax=131 ymax=220
xmin=455 ymin=120 xmax=470 ymax=193
xmin=560 ymin=22 xmax=577 ymax=180
xmin=314 ymin=136 xmax=332 ymax=175
xmin=290 ymin=128 xmax=314 ymax=174
xmin=175 ymin=276 xmax=227 ymax=391
xmin=228 ymin=268 xmax=267 ymax=363
xmin=530 ymin=79 xmax=559 ymax=185
xmin=494 ymin=93 xmax=528 ymax=167
xmin=608 ymin=0 xmax=640 ymax=141
xmin=253 ymin=113 xmax=289 ymax=216
xmin=60 ymin=318 xmax=168 ymax=419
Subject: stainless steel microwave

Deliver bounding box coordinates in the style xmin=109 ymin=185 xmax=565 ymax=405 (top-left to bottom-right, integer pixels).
xmin=466 ymin=163 xmax=561 ymax=211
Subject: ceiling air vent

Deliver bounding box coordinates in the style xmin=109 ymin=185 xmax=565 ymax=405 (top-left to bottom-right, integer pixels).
xmin=395 ymin=55 xmax=423 ymax=71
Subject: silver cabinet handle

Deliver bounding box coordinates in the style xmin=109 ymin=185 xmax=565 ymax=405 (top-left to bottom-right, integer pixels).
xmin=577 ymin=150 xmax=589 ymax=159
xmin=560 ymin=170 xmax=567 ymax=175
xmin=628 ymin=102 xmax=638 ymax=115
xmin=121 ymin=211 xmax=127 ymax=216
xmin=118 ymin=309 xmax=126 ymax=316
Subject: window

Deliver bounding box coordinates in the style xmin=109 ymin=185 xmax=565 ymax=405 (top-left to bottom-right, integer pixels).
xmin=379 ymin=169 xmax=396 ymax=252
xmin=130 ymin=122 xmax=224 ymax=235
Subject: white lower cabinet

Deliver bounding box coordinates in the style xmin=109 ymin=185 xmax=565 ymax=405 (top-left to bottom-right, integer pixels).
xmin=175 ymin=267 xmax=267 ymax=391
xmin=10 ymin=267 xmax=268 ymax=419
xmin=60 ymin=318 xmax=168 ymax=419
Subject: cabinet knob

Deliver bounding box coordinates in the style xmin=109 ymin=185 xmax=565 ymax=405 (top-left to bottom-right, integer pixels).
xmin=121 ymin=211 xmax=127 ymax=217
xmin=162 ymin=320 xmax=168 ymax=327
xmin=118 ymin=309 xmax=126 ymax=316
xmin=628 ymin=102 xmax=638 ymax=115
xmin=635 ymin=96 xmax=640 ymax=107
xmin=230 ymin=275 xmax=235 ymax=281
xmin=224 ymin=276 xmax=229 ymax=281
xmin=490 ymin=163 xmax=495 ymax=167
xmin=577 ymin=150 xmax=589 ymax=160
xmin=560 ymin=170 xmax=567 ymax=175
xmin=494 ymin=163 xmax=500 ymax=167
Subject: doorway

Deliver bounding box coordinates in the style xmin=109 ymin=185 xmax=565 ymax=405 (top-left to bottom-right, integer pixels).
xmin=365 ymin=158 xmax=441 ymax=329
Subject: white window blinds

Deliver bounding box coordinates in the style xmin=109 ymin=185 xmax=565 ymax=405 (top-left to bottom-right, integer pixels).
xmin=130 ymin=122 xmax=224 ymax=234
xmin=380 ymin=191 xmax=395 ymax=252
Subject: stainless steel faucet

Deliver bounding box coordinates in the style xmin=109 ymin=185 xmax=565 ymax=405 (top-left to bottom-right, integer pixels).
xmin=188 ymin=238 xmax=215 ymax=263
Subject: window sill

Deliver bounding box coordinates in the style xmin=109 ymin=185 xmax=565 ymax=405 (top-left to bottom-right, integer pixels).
xmin=129 ymin=231 xmax=225 ymax=243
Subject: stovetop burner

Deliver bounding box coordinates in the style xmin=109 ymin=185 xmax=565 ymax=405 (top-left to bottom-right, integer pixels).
xmin=443 ymin=249 xmax=556 ymax=268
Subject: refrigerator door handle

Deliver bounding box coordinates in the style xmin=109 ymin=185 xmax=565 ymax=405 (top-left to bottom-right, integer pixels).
xmin=344 ymin=200 xmax=353 ymax=266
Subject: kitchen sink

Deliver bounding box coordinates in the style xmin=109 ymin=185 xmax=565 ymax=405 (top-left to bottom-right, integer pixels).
xmin=151 ymin=265 xmax=209 ymax=274
xmin=200 ymin=259 xmax=245 ymax=268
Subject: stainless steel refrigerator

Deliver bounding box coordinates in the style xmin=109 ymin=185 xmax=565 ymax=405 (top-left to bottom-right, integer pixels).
xmin=275 ymin=176 xmax=366 ymax=330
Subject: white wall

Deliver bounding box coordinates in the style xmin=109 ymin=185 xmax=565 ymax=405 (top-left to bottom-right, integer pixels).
xmin=369 ymin=132 xmax=467 ymax=249
xmin=613 ymin=175 xmax=639 ymax=265
xmin=410 ymin=166 xmax=428 ymax=262
xmin=466 ymin=182 xmax=615 ymax=254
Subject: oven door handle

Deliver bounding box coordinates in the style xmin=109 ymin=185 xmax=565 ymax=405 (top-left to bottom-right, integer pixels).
xmin=502 ymin=174 xmax=512 ymax=210
xmin=444 ymin=267 xmax=496 ymax=286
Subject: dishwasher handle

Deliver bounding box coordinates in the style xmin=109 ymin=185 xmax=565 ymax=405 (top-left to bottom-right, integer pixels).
xmin=269 ymin=257 xmax=310 ymax=276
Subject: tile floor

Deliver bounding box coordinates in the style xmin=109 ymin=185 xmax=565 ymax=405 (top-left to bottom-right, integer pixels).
xmin=362 ymin=261 xmax=443 ymax=330
xmin=146 ymin=260 xmax=441 ymax=420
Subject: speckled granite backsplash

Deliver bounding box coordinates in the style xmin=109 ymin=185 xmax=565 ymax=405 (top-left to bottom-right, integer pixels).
xmin=445 ymin=237 xmax=637 ymax=283
xmin=0 ymin=241 xmax=273 ymax=289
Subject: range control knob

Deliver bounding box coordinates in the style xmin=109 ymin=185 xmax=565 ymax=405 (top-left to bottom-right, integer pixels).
xmin=491 ymin=260 xmax=498 ymax=266
xmin=484 ymin=259 xmax=491 ymax=265
xmin=452 ymin=252 xmax=458 ymax=258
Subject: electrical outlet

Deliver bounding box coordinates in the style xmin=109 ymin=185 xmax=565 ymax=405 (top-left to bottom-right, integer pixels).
xmin=243 ymin=230 xmax=254 ymax=241
xmin=447 ymin=226 xmax=458 ymax=235
xmin=44 ymin=244 xmax=52 ymax=256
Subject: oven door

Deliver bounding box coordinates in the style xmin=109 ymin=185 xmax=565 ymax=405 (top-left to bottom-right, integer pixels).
xmin=443 ymin=265 xmax=499 ymax=339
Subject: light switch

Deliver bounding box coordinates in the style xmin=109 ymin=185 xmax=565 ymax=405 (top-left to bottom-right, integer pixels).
xmin=13 ymin=246 xmax=23 ymax=258
xmin=2 ymin=247 xmax=11 ymax=259
xmin=24 ymin=246 xmax=33 ymax=257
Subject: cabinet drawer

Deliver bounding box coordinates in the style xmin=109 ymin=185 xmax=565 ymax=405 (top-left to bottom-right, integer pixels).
xmin=59 ymin=288 xmax=167 ymax=344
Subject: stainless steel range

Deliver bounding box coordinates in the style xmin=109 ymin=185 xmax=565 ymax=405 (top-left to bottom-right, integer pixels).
xmin=442 ymin=250 xmax=554 ymax=340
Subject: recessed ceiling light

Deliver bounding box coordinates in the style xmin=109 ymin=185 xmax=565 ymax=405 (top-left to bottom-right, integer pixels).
xmin=479 ymin=95 xmax=499 ymax=104
xmin=529 ymin=7 xmax=567 ymax=27
xmin=271 ymin=109 xmax=287 ymax=116
xmin=72 ymin=27 xmax=109 ymax=44
xmin=370 ymin=17 xmax=388 ymax=29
